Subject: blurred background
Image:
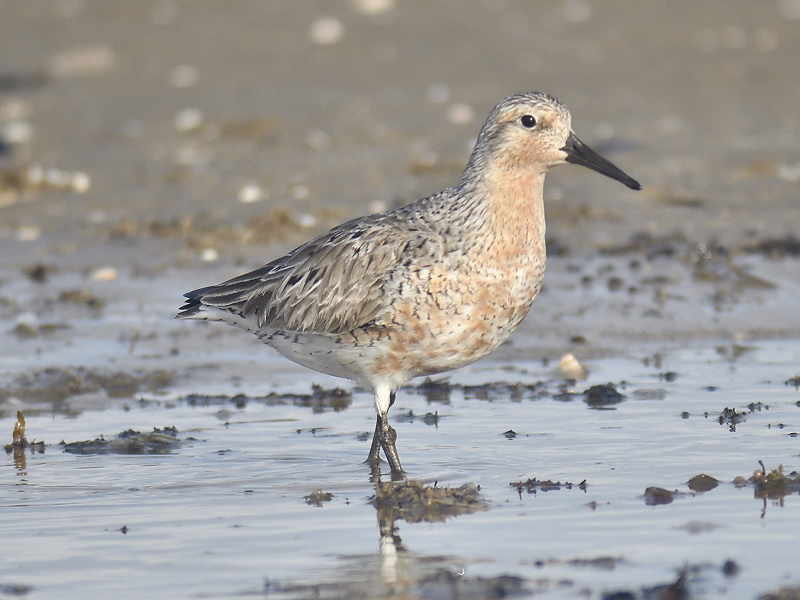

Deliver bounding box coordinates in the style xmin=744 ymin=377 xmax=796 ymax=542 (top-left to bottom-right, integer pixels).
xmin=1 ymin=0 xmax=799 ymax=270
xmin=3 ymin=5 xmax=800 ymax=598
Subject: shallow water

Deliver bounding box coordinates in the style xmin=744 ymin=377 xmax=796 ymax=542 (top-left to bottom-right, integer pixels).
xmin=3 ymin=2 xmax=800 ymax=597
xmin=3 ymin=339 xmax=799 ymax=599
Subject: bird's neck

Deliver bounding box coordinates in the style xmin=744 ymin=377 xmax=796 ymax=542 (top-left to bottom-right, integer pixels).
xmin=459 ymin=153 xmax=548 ymax=262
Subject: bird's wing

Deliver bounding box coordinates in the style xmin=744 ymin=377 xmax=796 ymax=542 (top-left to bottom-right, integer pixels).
xmin=180 ymin=214 xmax=413 ymax=334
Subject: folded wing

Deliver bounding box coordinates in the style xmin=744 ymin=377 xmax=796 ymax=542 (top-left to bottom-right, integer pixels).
xmin=178 ymin=215 xmax=407 ymax=334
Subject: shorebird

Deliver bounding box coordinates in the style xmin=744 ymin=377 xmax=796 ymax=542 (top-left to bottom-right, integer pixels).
xmin=177 ymin=92 xmax=640 ymax=478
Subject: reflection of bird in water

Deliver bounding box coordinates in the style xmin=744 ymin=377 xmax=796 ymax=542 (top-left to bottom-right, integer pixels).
xmin=178 ymin=92 xmax=640 ymax=478
xmin=371 ymin=478 xmax=487 ymax=585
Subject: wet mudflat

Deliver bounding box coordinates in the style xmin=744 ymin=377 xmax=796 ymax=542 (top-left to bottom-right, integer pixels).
xmin=3 ymin=339 xmax=800 ymax=600
xmin=3 ymin=1 xmax=800 ymax=598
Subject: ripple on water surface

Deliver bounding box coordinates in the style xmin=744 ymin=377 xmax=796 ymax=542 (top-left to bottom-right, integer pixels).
xmin=2 ymin=340 xmax=800 ymax=599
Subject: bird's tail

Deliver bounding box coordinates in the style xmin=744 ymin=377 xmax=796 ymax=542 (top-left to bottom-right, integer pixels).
xmin=176 ymin=286 xmax=218 ymax=320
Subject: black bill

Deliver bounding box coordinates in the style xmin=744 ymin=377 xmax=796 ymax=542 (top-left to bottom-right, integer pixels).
xmin=562 ymin=132 xmax=641 ymax=191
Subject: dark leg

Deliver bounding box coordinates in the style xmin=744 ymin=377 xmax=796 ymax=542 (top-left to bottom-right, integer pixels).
xmin=367 ymin=415 xmax=382 ymax=465
xmin=366 ymin=399 xmax=405 ymax=479
xmin=367 ymin=413 xmax=404 ymax=476
xmin=377 ymin=411 xmax=404 ymax=479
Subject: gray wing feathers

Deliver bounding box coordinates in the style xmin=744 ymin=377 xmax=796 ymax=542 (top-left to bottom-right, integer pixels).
xmin=187 ymin=218 xmax=405 ymax=334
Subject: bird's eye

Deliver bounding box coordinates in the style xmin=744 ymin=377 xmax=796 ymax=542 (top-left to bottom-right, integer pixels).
xmin=520 ymin=115 xmax=537 ymax=128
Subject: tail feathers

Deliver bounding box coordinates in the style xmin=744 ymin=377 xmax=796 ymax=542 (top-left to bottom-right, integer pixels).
xmin=176 ymin=285 xmax=222 ymax=320
xmin=177 ymin=284 xmax=264 ymax=334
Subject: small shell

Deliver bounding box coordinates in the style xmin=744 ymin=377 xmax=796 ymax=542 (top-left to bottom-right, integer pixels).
xmin=557 ymin=353 xmax=588 ymax=380
xmin=91 ymin=266 xmax=118 ymax=281
xmin=238 ymin=184 xmax=264 ymax=204
xmin=308 ymin=17 xmax=344 ymax=45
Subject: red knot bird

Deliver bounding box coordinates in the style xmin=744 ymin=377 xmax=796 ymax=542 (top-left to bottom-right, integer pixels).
xmin=177 ymin=92 xmax=640 ymax=478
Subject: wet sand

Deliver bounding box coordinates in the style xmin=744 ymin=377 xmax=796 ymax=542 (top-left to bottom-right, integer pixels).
xmin=2 ymin=2 xmax=800 ymax=598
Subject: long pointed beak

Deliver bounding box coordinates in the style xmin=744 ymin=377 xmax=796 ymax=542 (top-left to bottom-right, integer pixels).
xmin=562 ymin=133 xmax=641 ymax=191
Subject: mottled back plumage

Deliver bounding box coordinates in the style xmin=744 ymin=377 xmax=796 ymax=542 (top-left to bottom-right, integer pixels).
xmin=182 ymin=214 xmax=400 ymax=333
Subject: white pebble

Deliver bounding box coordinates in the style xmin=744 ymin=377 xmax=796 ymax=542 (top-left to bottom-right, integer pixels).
xmin=368 ymin=200 xmax=388 ymax=213
xmin=91 ymin=266 xmax=118 ymax=281
xmin=293 ymin=213 xmax=317 ymax=229
xmin=349 ymin=0 xmax=394 ymax=15
xmin=238 ymin=184 xmax=264 ymax=204
xmin=15 ymin=312 xmax=39 ymax=329
xmin=174 ymin=108 xmax=203 ymax=132
xmin=200 ymin=248 xmax=219 ymax=262
xmin=776 ymin=163 xmax=800 ymax=182
xmin=557 ymin=353 xmax=588 ymax=380
xmin=169 ymin=64 xmax=198 ymax=88
xmin=446 ymin=103 xmax=475 ymax=125
xmin=309 ymin=17 xmax=345 ymax=45
xmin=48 ymin=44 xmax=115 ymax=77
xmin=3 ymin=121 xmax=33 ymax=144
xmin=70 ymin=172 xmax=91 ymax=194
xmin=16 ymin=226 xmax=41 ymax=242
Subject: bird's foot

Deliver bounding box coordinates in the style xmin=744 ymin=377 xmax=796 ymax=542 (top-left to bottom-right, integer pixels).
xmin=365 ymin=413 xmax=405 ymax=480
